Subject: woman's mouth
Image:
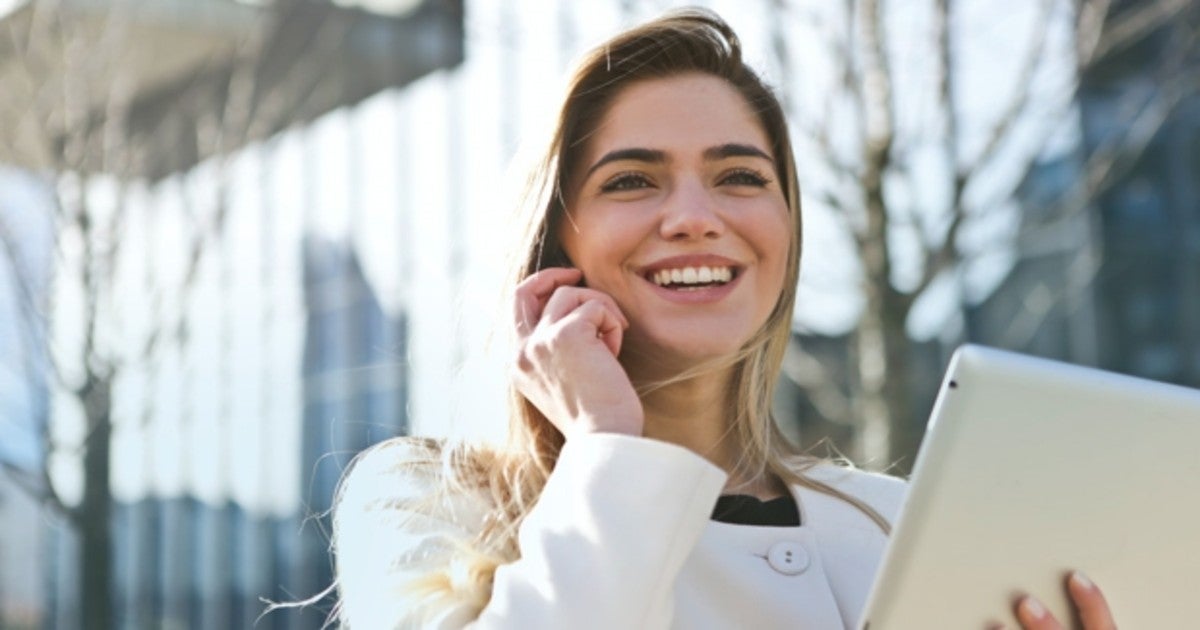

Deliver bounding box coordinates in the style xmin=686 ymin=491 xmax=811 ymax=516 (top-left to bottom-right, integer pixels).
xmin=647 ymin=265 xmax=738 ymax=291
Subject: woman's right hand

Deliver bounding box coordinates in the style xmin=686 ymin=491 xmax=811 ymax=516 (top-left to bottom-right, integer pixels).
xmin=1000 ymin=572 xmax=1116 ymax=630
xmin=511 ymin=267 xmax=644 ymax=439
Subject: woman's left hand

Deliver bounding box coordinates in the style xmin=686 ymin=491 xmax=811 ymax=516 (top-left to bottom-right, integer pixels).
xmin=1012 ymin=571 xmax=1116 ymax=630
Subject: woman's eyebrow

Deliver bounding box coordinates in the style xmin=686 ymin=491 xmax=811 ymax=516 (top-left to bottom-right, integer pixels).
xmin=703 ymin=143 xmax=772 ymax=162
xmin=583 ymin=147 xmax=666 ymax=180
xmin=582 ymin=143 xmax=771 ymax=181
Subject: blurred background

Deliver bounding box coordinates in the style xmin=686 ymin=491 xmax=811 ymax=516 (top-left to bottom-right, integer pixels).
xmin=0 ymin=0 xmax=1195 ymax=627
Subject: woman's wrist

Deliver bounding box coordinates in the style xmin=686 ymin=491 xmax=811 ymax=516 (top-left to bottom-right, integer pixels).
xmin=568 ymin=413 xmax=644 ymax=439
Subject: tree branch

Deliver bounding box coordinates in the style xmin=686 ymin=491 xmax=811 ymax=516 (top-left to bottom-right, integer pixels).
xmin=794 ymin=0 xmax=863 ymax=191
xmin=933 ymin=0 xmax=957 ymax=165
xmin=1 ymin=460 xmax=67 ymax=516
xmin=855 ymin=0 xmax=900 ymax=313
xmin=961 ymin=0 xmax=1056 ymax=186
xmin=1085 ymin=0 xmax=1193 ymax=65
xmin=857 ymin=0 xmax=896 ymax=162
xmin=910 ymin=190 xmax=967 ymax=304
xmin=1074 ymin=0 xmax=1115 ymax=64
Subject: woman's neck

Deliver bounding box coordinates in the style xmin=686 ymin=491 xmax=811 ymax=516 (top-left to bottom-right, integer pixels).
xmin=634 ymin=368 xmax=785 ymax=501
xmin=639 ymin=370 xmax=735 ymax=468
xmin=638 ymin=369 xmax=766 ymax=486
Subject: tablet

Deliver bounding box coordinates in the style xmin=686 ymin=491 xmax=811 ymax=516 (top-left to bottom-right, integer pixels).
xmin=860 ymin=344 xmax=1200 ymax=629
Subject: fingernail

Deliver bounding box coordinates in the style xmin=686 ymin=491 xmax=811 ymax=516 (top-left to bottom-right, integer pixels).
xmin=1020 ymin=597 xmax=1046 ymax=620
xmin=1070 ymin=571 xmax=1094 ymax=591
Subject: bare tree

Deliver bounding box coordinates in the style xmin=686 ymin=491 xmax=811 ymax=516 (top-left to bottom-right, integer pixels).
xmin=777 ymin=0 xmax=1199 ymax=470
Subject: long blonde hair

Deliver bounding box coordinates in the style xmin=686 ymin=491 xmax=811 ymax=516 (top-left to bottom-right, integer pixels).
xmin=334 ymin=7 xmax=889 ymax=625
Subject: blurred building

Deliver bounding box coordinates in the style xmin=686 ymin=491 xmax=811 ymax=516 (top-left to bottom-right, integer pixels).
xmin=1083 ymin=13 xmax=1200 ymax=385
xmin=971 ymin=1 xmax=1200 ymax=389
xmin=0 ymin=0 xmax=460 ymax=627
xmin=65 ymin=236 xmax=407 ymax=630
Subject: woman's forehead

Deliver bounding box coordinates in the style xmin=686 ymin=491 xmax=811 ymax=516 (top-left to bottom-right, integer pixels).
xmin=582 ymin=73 xmax=773 ymax=163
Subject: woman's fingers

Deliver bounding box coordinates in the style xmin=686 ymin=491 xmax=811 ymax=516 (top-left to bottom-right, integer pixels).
xmin=560 ymin=299 xmax=625 ymax=357
xmin=1011 ymin=573 xmax=1116 ymax=630
xmin=539 ymin=287 xmax=627 ymax=357
xmin=513 ymin=267 xmax=583 ymax=335
xmin=1015 ymin=595 xmax=1062 ymax=630
xmin=512 ymin=270 xmax=630 ymax=350
xmin=1067 ymin=572 xmax=1116 ymax=630
xmin=541 ymin=285 xmax=628 ymax=328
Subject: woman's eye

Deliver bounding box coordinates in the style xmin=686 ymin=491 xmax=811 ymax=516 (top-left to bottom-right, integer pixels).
xmin=720 ymin=169 xmax=770 ymax=187
xmin=600 ymin=172 xmax=653 ymax=193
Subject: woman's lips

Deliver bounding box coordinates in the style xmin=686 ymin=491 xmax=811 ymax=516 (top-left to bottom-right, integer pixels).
xmin=640 ymin=266 xmax=743 ymax=304
xmin=636 ymin=254 xmax=745 ymax=303
xmin=647 ymin=264 xmax=734 ymax=287
xmin=640 ymin=254 xmax=742 ymax=281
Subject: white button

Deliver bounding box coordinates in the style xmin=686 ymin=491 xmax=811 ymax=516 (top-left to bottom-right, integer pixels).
xmin=766 ymin=541 xmax=810 ymax=575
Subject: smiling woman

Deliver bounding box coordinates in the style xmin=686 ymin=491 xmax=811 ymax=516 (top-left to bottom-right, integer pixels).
xmin=331 ymin=8 xmax=1114 ymax=630
xmin=561 ymin=74 xmax=791 ymax=372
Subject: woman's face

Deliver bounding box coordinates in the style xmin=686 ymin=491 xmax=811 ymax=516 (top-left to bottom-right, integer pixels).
xmin=559 ymin=72 xmax=792 ymax=369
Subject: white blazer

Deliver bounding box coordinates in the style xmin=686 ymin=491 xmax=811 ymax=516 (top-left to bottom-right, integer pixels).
xmin=336 ymin=434 xmax=907 ymax=629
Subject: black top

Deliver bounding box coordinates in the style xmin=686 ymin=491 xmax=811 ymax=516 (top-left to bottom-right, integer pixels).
xmin=711 ymin=493 xmax=801 ymax=526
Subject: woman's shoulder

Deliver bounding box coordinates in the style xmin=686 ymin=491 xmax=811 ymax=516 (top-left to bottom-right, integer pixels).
xmin=803 ymin=459 xmax=908 ymax=493
xmin=791 ymin=458 xmax=909 ymax=522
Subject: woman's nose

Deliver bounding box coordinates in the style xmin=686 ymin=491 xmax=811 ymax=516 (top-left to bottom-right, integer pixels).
xmin=659 ymin=180 xmax=725 ymax=241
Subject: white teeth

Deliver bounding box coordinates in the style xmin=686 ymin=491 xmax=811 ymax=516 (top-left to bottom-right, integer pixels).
xmin=650 ymin=266 xmax=735 ymax=287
